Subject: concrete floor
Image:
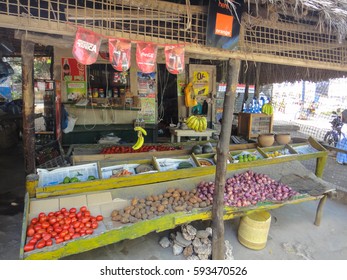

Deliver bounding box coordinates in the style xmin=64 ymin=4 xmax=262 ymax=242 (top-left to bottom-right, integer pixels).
xmin=1 ymin=141 xmax=347 ymax=260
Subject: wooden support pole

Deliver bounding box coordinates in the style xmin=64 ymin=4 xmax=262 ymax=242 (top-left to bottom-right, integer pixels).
xmin=315 ymin=155 xmax=328 ymax=178
xmin=314 ymin=194 xmax=328 ymax=226
xmin=212 ymin=58 xmax=241 ymax=260
xmin=21 ymin=40 xmax=36 ymax=175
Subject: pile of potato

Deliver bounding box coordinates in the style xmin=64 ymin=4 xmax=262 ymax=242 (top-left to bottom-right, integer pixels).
xmin=111 ymin=188 xmax=211 ymax=224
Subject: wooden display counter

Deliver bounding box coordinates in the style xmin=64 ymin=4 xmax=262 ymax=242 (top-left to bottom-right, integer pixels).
xmin=20 ymin=137 xmax=332 ymax=259
xmin=20 ymin=160 xmax=334 ymax=260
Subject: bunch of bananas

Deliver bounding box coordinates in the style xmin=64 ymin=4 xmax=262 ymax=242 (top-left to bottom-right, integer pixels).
xmin=185 ymin=115 xmax=207 ymax=132
xmin=261 ymin=103 xmax=274 ymax=115
xmin=132 ymin=126 xmax=147 ymax=150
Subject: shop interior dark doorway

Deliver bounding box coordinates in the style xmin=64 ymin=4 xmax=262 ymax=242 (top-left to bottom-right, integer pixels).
xmin=157 ymin=64 xmax=178 ymax=138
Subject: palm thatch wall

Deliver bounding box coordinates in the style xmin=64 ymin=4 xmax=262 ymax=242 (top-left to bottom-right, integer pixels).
xmin=234 ymin=0 xmax=347 ymax=85
xmin=243 ymin=0 xmax=347 ymax=42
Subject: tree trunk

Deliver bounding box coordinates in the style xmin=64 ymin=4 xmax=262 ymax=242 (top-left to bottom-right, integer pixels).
xmin=22 ymin=40 xmax=36 ymax=175
xmin=212 ymin=58 xmax=241 ymax=260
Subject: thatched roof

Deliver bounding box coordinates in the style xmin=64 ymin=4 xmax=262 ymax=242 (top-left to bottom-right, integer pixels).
xmin=223 ymin=0 xmax=347 ymax=85
xmin=258 ymin=63 xmax=347 ymax=85
xmin=242 ymin=0 xmax=347 ymax=42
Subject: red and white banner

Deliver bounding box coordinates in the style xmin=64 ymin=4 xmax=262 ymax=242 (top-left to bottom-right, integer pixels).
xmin=72 ymin=27 xmax=102 ymax=65
xmin=164 ymin=45 xmax=185 ymax=74
xmin=136 ymin=42 xmax=157 ymax=73
xmin=109 ymin=38 xmax=131 ymax=72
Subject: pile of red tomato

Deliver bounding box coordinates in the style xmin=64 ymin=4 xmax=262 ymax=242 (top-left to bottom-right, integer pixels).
xmin=100 ymin=145 xmax=183 ymax=154
xmin=24 ymin=206 xmax=103 ymax=252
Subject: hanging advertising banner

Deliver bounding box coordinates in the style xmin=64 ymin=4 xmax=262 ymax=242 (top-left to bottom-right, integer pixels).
xmin=61 ymin=58 xmax=86 ymax=82
xmin=164 ymin=45 xmax=185 ymax=75
xmin=235 ymin=84 xmax=246 ymax=113
xmin=72 ymin=27 xmax=102 ymax=65
xmin=136 ymin=42 xmax=158 ymax=73
xmin=66 ymin=81 xmax=87 ymax=101
xmin=206 ymin=0 xmax=244 ymax=50
xmin=109 ymin=38 xmax=131 ymax=72
xmin=193 ymin=71 xmax=209 ymax=96
xmin=137 ymin=72 xmax=156 ymax=97
xmin=177 ymin=73 xmax=186 ymax=97
xmin=140 ymin=97 xmax=156 ymax=124
xmin=245 ymin=84 xmax=255 ymax=106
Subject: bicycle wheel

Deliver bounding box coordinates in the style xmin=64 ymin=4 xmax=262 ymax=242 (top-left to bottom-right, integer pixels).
xmin=324 ymin=131 xmax=338 ymax=147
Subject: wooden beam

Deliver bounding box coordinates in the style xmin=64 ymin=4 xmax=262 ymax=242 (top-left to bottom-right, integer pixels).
xmin=14 ymin=30 xmax=73 ymax=49
xmin=21 ymin=40 xmax=36 ymax=175
xmin=109 ymin=0 xmax=208 ymax=15
xmin=185 ymin=45 xmax=347 ymax=72
xmin=65 ymin=8 xmax=182 ymax=21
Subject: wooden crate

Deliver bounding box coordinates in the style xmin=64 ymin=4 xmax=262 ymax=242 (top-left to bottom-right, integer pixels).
xmin=237 ymin=113 xmax=273 ymax=139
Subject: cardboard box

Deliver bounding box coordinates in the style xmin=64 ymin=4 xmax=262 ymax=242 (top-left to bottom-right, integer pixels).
xmin=37 ymin=162 xmax=100 ymax=187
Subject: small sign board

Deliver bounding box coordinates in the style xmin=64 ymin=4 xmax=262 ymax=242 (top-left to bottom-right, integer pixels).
xmin=206 ymin=0 xmax=244 ymax=50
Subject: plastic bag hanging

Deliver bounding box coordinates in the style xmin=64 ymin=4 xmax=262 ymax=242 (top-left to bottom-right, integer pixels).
xmin=72 ymin=27 xmax=102 ymax=65
xmin=136 ymin=42 xmax=157 ymax=73
xmin=164 ymin=45 xmax=185 ymax=74
xmin=109 ymin=38 xmax=131 ymax=72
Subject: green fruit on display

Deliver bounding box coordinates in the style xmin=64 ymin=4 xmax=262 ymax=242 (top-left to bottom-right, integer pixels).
xmin=237 ymin=154 xmax=258 ymax=162
xmin=192 ymin=145 xmax=203 ymax=154
xmin=63 ymin=176 xmax=71 ymax=184
xmin=202 ymin=143 xmax=213 ymax=154
xmin=177 ymin=162 xmax=194 ymax=169
xmin=70 ymin=177 xmax=80 ymax=183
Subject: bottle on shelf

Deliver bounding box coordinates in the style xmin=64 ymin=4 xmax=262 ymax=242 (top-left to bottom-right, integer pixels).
xmin=248 ymin=102 xmax=253 ymax=113
xmin=242 ymin=102 xmax=248 ymax=113
xmin=92 ymin=88 xmax=99 ymax=98
xmin=113 ymin=87 xmax=119 ymax=97
xmin=107 ymin=89 xmax=113 ymax=98
xmin=87 ymin=88 xmax=92 ymax=98
xmin=98 ymin=88 xmax=105 ymax=98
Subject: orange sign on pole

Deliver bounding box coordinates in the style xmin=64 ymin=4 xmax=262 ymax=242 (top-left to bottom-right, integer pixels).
xmin=215 ymin=13 xmax=234 ymax=37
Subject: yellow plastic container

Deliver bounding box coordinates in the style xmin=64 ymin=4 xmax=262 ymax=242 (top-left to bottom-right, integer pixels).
xmin=238 ymin=211 xmax=271 ymax=250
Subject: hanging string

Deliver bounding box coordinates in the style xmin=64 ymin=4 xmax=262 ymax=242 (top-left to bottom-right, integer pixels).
xmin=157 ymin=68 xmax=170 ymax=124
xmin=83 ymin=64 xmax=96 ymax=130
xmin=183 ymin=0 xmax=192 ymax=31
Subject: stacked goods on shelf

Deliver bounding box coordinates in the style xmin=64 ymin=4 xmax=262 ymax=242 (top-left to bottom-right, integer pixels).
xmin=24 ymin=206 xmax=103 ymax=252
xmin=196 ymin=170 xmax=299 ymax=207
xmin=110 ymin=170 xmax=300 ymax=225
xmin=35 ymin=140 xmax=66 ymax=169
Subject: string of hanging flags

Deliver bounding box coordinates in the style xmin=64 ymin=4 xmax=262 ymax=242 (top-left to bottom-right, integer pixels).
xmin=72 ymin=27 xmax=185 ymax=75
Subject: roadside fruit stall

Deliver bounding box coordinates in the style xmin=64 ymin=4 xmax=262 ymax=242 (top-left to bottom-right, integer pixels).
xmin=20 ymin=137 xmax=334 ymax=259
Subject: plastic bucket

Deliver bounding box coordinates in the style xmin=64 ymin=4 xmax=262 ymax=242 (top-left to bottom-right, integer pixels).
xmin=238 ymin=211 xmax=271 ymax=250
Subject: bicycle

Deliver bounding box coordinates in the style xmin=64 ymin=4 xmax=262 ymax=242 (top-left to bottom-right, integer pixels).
xmin=323 ymin=114 xmax=343 ymax=147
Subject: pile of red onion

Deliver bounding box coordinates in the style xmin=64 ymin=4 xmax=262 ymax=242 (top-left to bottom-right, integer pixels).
xmin=196 ymin=170 xmax=299 ymax=207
